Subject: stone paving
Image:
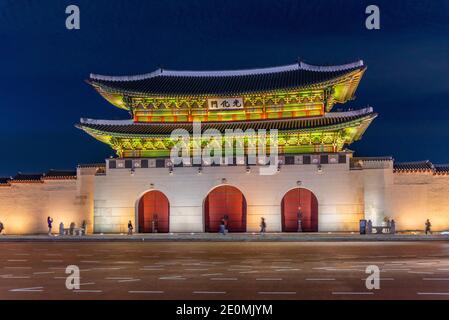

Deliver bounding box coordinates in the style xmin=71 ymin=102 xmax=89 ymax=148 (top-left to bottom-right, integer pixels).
xmin=1 ymin=232 xmax=449 ymax=242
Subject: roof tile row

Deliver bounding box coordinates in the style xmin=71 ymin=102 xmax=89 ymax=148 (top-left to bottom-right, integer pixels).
xmin=79 ymin=109 xmax=376 ymax=136
xmin=0 ymin=170 xmax=77 ymax=184
xmin=89 ymin=62 xmax=365 ymax=96
xmin=393 ymin=161 xmax=449 ymax=175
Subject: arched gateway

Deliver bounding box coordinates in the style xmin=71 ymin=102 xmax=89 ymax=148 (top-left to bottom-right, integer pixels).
xmin=78 ymin=61 xmax=374 ymax=235
xmin=138 ymin=190 xmax=170 ymax=233
xmin=204 ymin=185 xmax=247 ymax=232
xmin=281 ymin=188 xmax=318 ymax=232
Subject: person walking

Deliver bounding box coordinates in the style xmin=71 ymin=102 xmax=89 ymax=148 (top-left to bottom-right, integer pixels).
xmin=0 ymin=221 xmax=4 ymax=234
xmin=47 ymin=216 xmax=53 ymax=236
xmin=390 ymin=219 xmax=396 ymax=234
xmin=127 ymin=220 xmax=133 ymax=235
xmin=81 ymin=220 xmax=87 ymax=235
xmin=260 ymin=217 xmax=267 ymax=234
xmin=425 ymin=219 xmax=432 ymax=235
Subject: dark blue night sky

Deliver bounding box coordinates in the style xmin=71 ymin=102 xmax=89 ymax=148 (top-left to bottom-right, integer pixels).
xmin=0 ymin=0 xmax=448 ymax=176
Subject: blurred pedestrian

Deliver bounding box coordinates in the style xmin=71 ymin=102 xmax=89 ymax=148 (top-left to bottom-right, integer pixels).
xmin=297 ymin=206 xmax=302 ymax=232
xmin=152 ymin=214 xmax=159 ymax=233
xmin=260 ymin=217 xmax=266 ymax=234
xmin=127 ymin=220 xmax=133 ymax=235
xmin=425 ymin=219 xmax=432 ymax=235
xmin=69 ymin=222 xmax=75 ymax=235
xmin=81 ymin=220 xmax=87 ymax=235
xmin=59 ymin=222 xmax=64 ymax=236
xmin=223 ymin=215 xmax=229 ymax=233
xmin=47 ymin=216 xmax=53 ymax=236
xmin=0 ymin=221 xmax=4 ymax=234
xmin=367 ymin=220 xmax=373 ymax=234
xmin=390 ymin=219 xmax=396 ymax=234
xmin=219 ymin=217 xmax=225 ymax=235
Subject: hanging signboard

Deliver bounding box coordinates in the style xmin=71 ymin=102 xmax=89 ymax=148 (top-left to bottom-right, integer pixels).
xmin=207 ymin=97 xmax=244 ymax=110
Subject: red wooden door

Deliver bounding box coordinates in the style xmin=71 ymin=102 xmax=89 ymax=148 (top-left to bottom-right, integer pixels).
xmin=138 ymin=191 xmax=170 ymax=233
xmin=281 ymin=188 xmax=318 ymax=232
xmin=204 ymin=186 xmax=246 ymax=232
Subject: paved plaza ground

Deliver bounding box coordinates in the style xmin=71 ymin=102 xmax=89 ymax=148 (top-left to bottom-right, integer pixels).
xmin=1 ymin=241 xmax=449 ymax=300
xmin=1 ymin=232 xmax=449 ymax=242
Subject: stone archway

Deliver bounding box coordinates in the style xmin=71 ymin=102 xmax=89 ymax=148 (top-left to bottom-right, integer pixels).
xmin=204 ymin=185 xmax=247 ymax=232
xmin=281 ymin=188 xmax=318 ymax=232
xmin=137 ymin=190 xmax=170 ymax=233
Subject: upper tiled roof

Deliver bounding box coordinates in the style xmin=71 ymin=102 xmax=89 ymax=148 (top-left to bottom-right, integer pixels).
xmin=88 ymin=60 xmax=365 ymax=96
xmin=78 ymin=107 xmax=376 ymax=136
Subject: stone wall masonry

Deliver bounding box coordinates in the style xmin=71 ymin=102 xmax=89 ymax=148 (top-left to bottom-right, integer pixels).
xmin=1 ymin=161 xmax=449 ymax=234
xmin=93 ymin=162 xmax=365 ymax=233
xmin=0 ymin=178 xmax=93 ymax=235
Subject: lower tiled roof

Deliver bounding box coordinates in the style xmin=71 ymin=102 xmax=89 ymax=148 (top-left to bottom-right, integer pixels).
xmin=393 ymin=161 xmax=434 ymax=172
xmin=43 ymin=170 xmax=77 ymax=179
xmin=393 ymin=161 xmax=449 ymax=175
xmin=7 ymin=170 xmax=79 ymax=184
xmin=77 ymin=163 xmax=106 ymax=168
xmin=12 ymin=173 xmax=44 ymax=183
xmin=434 ymin=164 xmax=449 ymax=175
xmin=353 ymin=156 xmax=393 ymax=162
xmin=78 ymin=108 xmax=376 ymax=136
xmin=0 ymin=177 xmax=11 ymax=185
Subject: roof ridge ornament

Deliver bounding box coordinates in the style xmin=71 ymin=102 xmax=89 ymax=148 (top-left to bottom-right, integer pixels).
xmin=299 ymin=60 xmax=364 ymax=72
xmin=324 ymin=106 xmax=373 ymax=118
xmin=89 ymin=69 xmax=164 ymax=82
xmin=79 ymin=118 xmax=134 ymax=125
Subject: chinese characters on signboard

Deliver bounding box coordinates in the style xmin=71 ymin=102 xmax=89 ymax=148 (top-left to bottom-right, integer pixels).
xmin=208 ymin=98 xmax=244 ymax=110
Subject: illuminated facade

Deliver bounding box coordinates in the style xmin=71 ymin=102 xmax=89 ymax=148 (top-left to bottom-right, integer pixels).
xmin=1 ymin=60 xmax=449 ymax=234
xmin=78 ymin=61 xmax=374 ymax=157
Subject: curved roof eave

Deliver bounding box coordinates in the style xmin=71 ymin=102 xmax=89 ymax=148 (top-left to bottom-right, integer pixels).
xmin=89 ymin=67 xmax=366 ymax=99
xmin=90 ymin=60 xmax=364 ymax=81
xmin=86 ymin=60 xmax=366 ymax=99
xmin=77 ymin=110 xmax=377 ymax=139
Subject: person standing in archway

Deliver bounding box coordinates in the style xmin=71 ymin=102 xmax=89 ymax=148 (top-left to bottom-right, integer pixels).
xmin=297 ymin=206 xmax=302 ymax=232
xmin=219 ymin=217 xmax=226 ymax=235
xmin=152 ymin=214 xmax=159 ymax=233
xmin=223 ymin=215 xmax=229 ymax=233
